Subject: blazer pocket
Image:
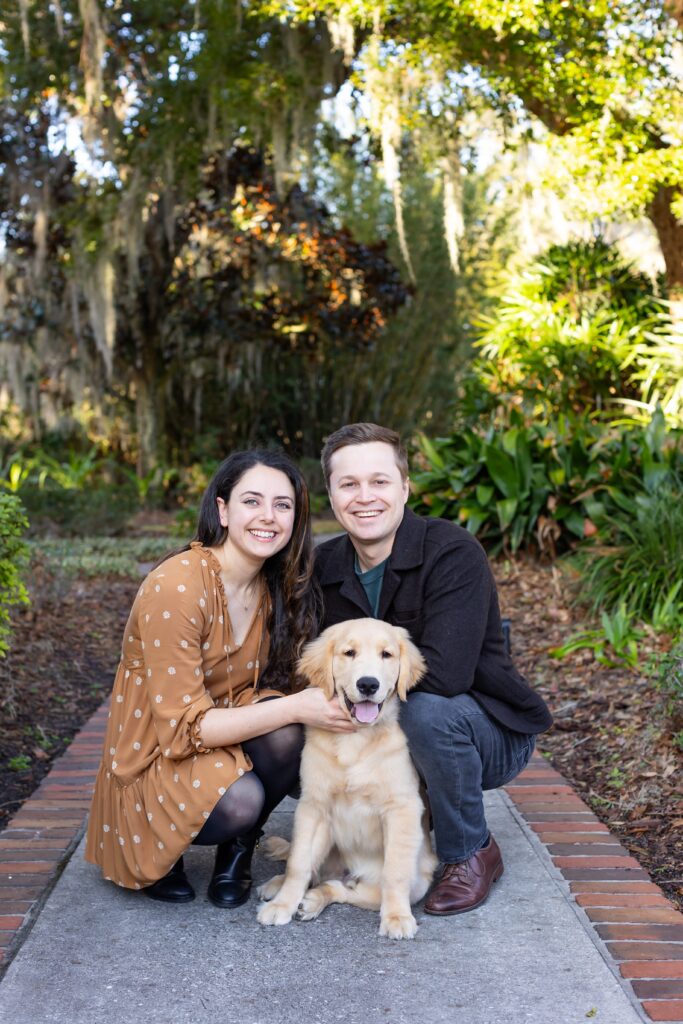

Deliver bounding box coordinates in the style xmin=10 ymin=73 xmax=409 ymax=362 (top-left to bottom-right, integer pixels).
xmin=391 ymin=611 xmax=422 ymax=635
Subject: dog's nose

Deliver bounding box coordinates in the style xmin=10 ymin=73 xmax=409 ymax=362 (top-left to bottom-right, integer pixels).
xmin=356 ymin=676 xmax=380 ymax=697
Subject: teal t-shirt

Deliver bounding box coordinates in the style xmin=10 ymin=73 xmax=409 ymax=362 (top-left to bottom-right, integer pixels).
xmin=354 ymin=554 xmax=388 ymax=618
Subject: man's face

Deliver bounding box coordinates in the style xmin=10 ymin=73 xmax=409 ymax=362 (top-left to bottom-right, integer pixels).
xmin=327 ymin=442 xmax=409 ymax=554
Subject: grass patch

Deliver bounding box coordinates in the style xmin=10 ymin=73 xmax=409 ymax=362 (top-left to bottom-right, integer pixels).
xmin=31 ymin=537 xmax=175 ymax=578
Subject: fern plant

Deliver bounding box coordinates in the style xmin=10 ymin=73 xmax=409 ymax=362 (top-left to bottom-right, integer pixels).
xmin=474 ymin=240 xmax=662 ymax=419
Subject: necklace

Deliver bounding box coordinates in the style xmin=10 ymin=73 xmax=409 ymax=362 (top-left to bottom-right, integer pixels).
xmin=240 ymin=577 xmax=262 ymax=606
xmin=225 ymin=587 xmax=267 ymax=707
xmin=213 ymin=546 xmax=262 ymax=610
xmin=228 ymin=575 xmax=261 ymax=611
xmin=195 ymin=543 xmax=269 ymax=709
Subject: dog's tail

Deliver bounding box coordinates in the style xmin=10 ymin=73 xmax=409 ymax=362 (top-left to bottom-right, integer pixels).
xmin=261 ymin=835 xmax=290 ymax=861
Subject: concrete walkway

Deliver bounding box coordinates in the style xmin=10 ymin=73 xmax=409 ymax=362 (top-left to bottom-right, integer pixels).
xmin=0 ymin=786 xmax=651 ymax=1019
xmin=0 ymin=783 xmax=664 ymax=1024
xmin=1 ymin=693 xmax=683 ymax=1024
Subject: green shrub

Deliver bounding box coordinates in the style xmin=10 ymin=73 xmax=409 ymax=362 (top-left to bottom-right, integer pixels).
xmin=532 ymin=238 xmax=661 ymax=321
xmin=18 ymin=482 xmax=140 ymax=537
xmin=0 ymin=492 xmax=30 ymax=657
xmin=632 ymin=312 xmax=683 ymax=428
xmin=411 ymin=420 xmax=560 ymax=554
xmin=1 ymin=445 xmax=110 ymax=492
xmin=0 ymin=443 xmax=142 ymax=536
xmin=411 ymin=413 xmax=604 ymax=555
xmin=569 ymin=482 xmax=683 ymax=629
xmin=410 ymin=410 xmax=683 ymax=557
xmin=172 ymin=506 xmax=198 ymax=539
xmin=473 ymin=238 xmax=662 ymax=419
xmin=563 ymin=412 xmax=683 ymax=628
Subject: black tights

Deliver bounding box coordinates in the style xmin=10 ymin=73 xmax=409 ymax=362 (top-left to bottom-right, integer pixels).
xmin=193 ymin=722 xmax=303 ymax=847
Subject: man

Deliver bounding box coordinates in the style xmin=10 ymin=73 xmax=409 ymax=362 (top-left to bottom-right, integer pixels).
xmin=314 ymin=422 xmax=553 ymax=916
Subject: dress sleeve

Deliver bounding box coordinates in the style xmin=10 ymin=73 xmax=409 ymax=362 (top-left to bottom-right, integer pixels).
xmin=137 ymin=563 xmax=215 ymax=759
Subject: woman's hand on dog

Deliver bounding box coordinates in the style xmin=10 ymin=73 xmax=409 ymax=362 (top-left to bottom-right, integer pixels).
xmin=289 ymin=689 xmax=356 ymax=732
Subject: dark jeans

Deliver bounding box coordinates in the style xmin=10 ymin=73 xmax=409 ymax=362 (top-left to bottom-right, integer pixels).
xmin=400 ymin=692 xmax=536 ymax=863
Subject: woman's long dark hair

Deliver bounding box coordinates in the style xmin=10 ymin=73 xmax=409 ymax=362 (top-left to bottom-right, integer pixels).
xmin=192 ymin=449 xmax=320 ymax=692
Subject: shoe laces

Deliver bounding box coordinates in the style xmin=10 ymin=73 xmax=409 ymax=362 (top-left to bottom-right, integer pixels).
xmin=441 ymin=860 xmax=472 ymax=882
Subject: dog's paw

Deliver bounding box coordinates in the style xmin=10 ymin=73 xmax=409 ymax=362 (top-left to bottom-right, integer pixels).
xmin=295 ymin=888 xmax=326 ymax=922
xmin=257 ymin=900 xmax=296 ymax=927
xmin=261 ymin=835 xmax=290 ymax=862
xmin=379 ymin=912 xmax=418 ymax=940
xmin=256 ymin=874 xmax=285 ymax=901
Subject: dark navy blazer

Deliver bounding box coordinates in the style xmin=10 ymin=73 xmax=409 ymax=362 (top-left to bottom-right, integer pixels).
xmin=314 ymin=507 xmax=553 ymax=736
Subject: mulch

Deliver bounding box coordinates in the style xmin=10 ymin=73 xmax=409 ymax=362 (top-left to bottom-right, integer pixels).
xmin=0 ymin=560 xmax=138 ymax=831
xmin=1 ymin=551 xmax=681 ymax=910
xmin=496 ymin=558 xmax=683 ymax=911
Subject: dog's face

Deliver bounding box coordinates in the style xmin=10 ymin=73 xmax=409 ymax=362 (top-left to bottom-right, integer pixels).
xmin=297 ymin=618 xmax=426 ymax=726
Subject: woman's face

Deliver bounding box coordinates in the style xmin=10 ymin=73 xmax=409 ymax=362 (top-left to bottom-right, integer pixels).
xmin=217 ymin=464 xmax=297 ymax=563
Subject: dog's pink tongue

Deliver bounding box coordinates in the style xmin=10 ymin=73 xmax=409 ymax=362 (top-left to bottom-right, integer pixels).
xmin=354 ymin=701 xmax=379 ymax=723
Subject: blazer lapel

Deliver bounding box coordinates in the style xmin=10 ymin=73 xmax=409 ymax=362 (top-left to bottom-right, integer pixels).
xmin=377 ymin=566 xmax=401 ymax=619
xmin=317 ymin=533 xmax=371 ymax=615
xmin=377 ymin=508 xmax=426 ymax=618
xmin=339 ymin=573 xmax=372 ymax=615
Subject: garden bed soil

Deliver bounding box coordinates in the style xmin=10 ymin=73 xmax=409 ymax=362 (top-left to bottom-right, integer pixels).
xmin=1 ymin=553 xmax=681 ymax=910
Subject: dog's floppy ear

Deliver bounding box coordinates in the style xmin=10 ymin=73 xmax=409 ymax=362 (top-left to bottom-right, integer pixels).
xmin=396 ymin=628 xmax=427 ymax=701
xmin=296 ymin=631 xmax=336 ymax=699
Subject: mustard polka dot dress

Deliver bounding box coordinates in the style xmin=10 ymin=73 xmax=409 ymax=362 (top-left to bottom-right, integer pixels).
xmin=85 ymin=543 xmax=279 ymax=890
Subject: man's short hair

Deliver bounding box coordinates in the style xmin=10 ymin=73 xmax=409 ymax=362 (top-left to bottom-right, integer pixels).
xmin=321 ymin=422 xmax=409 ymax=487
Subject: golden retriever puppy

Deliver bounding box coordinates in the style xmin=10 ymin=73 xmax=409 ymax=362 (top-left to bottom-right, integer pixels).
xmin=257 ymin=618 xmax=437 ymax=939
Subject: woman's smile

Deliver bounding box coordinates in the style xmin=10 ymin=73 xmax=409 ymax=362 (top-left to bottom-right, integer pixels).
xmin=248 ymin=528 xmax=278 ymax=541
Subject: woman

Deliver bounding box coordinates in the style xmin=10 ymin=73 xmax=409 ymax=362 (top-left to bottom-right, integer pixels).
xmin=85 ymin=450 xmax=353 ymax=907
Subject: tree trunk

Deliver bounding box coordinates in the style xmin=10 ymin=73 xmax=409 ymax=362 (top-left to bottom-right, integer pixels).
xmin=648 ymin=185 xmax=683 ymax=303
xmin=128 ymin=305 xmax=167 ymax=477
xmin=133 ymin=363 xmax=166 ymax=477
xmin=124 ymin=201 xmax=177 ymax=478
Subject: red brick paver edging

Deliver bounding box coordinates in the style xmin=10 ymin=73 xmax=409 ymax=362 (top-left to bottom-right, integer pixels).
xmin=0 ymin=701 xmax=108 ymax=974
xmin=1 ymin=711 xmax=682 ymax=1024
xmin=505 ymin=755 xmax=683 ymax=1024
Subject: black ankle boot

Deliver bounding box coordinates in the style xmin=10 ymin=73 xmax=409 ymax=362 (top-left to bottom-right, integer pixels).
xmin=207 ymin=829 xmax=262 ymax=909
xmin=143 ymin=856 xmax=195 ymax=903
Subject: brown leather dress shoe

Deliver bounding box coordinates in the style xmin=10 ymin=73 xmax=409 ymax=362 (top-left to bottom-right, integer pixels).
xmin=424 ymin=835 xmax=504 ymax=916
